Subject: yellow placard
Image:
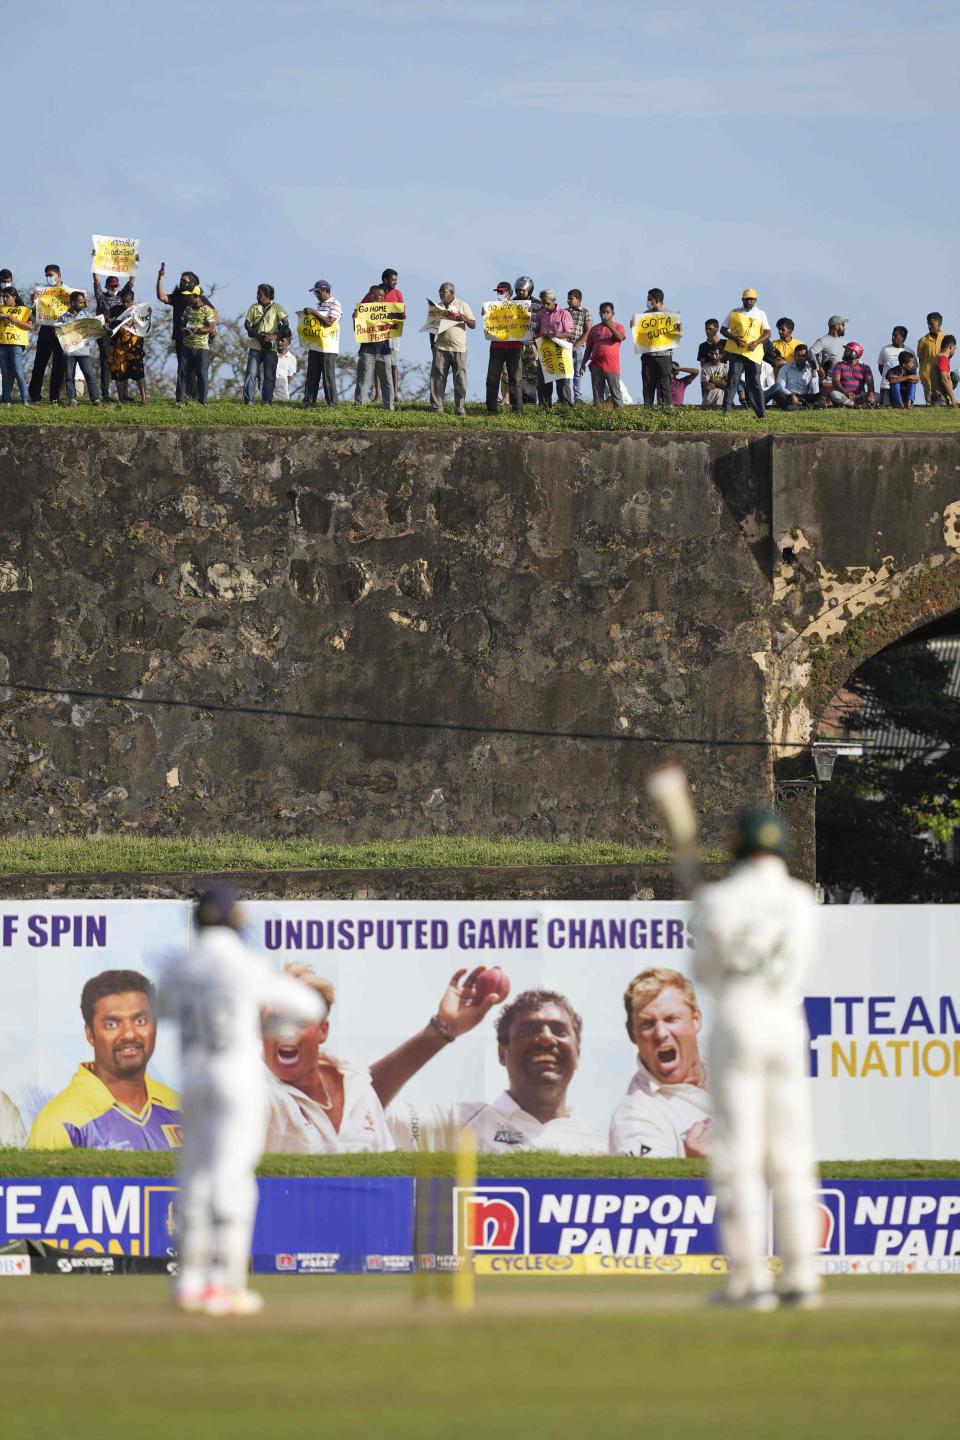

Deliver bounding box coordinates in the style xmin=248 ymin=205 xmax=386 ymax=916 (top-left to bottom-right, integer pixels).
xmin=0 ymin=306 xmax=31 ymax=346
xmin=297 ymin=310 xmax=340 ymax=353
xmin=92 ymin=234 xmax=139 ymax=278
xmin=34 ymin=285 xmax=72 ymax=324
xmin=631 ymin=310 xmax=682 ymax=352
xmin=538 ymin=337 xmax=574 ymax=379
xmin=354 ymin=301 xmax=404 ymax=344
xmin=482 ymin=299 xmax=533 ymax=343
xmin=724 ymin=310 xmax=763 ymax=360
xmin=57 ymin=316 xmax=107 ymax=355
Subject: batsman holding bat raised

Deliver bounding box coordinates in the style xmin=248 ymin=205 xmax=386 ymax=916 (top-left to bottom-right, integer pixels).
xmin=646 ymin=765 xmax=822 ymax=1310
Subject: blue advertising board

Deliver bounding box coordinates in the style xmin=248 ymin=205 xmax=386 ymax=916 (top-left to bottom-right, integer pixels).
xmin=1 ymin=1177 xmax=958 ymax=1274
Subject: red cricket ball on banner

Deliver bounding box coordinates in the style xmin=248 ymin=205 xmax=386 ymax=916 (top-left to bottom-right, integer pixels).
xmin=475 ymin=966 xmax=511 ymax=1002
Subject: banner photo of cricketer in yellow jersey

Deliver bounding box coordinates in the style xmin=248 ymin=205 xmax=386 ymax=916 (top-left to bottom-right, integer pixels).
xmin=630 ymin=310 xmax=682 ymax=352
xmin=0 ymin=902 xmax=187 ymax=1151
xmin=1 ymin=900 xmax=958 ymax=1158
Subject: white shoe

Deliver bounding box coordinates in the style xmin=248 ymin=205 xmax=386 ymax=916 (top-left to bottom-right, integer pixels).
xmin=175 ymin=1284 xmax=210 ymax=1314
xmin=709 ymin=1289 xmax=779 ymax=1311
xmin=204 ymin=1287 xmax=264 ymax=1317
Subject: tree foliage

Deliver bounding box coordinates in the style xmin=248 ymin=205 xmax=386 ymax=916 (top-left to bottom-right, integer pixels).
xmin=817 ymin=640 xmax=960 ymax=900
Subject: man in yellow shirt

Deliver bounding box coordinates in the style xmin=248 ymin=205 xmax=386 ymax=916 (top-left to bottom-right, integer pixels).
xmin=721 ymin=288 xmax=771 ymax=418
xmin=917 ymin=312 xmax=946 ymax=404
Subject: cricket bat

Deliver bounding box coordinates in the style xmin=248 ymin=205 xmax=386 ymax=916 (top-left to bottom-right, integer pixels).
xmin=645 ymin=762 xmax=701 ymax=893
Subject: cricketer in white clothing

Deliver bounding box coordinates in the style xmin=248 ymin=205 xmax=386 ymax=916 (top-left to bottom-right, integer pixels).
xmin=262 ymin=964 xmax=395 ymax=1153
xmin=376 ymin=987 xmax=605 ymax=1155
xmin=158 ymin=887 xmax=324 ymax=1315
xmin=610 ymin=967 xmax=712 ymax=1159
xmin=692 ymin=809 xmax=821 ymax=1309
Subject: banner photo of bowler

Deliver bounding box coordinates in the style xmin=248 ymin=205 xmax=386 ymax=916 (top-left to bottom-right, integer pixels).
xmin=0 ymin=901 xmax=957 ymax=1159
xmin=537 ymin=338 xmax=574 ymax=379
xmin=482 ymin=300 xmax=533 ymax=344
xmin=353 ymin=301 xmax=404 ymax=344
xmin=297 ymin=310 xmax=340 ymax=353
xmin=91 ymin=235 xmax=140 ymax=280
xmin=630 ymin=310 xmax=682 ymax=352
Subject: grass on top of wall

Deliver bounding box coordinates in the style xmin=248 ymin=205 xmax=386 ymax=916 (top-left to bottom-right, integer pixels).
xmin=2 ymin=398 xmax=959 ymax=434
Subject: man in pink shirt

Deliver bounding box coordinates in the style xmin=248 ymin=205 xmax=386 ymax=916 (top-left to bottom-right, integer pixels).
xmin=580 ymin=302 xmax=626 ymax=407
xmin=534 ymin=288 xmax=574 ymax=406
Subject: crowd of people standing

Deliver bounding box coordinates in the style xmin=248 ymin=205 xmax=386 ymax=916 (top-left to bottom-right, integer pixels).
xmin=1 ymin=257 xmax=956 ymax=415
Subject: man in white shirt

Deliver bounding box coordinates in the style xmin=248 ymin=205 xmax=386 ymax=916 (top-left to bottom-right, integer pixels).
xmin=429 ymin=281 xmax=476 ymax=416
xmin=692 ymin=810 xmax=821 ymax=1310
xmin=877 ymin=325 xmax=909 ymax=406
xmin=273 ymin=336 xmax=297 ymax=401
xmin=720 ymin=287 xmax=770 ymax=417
xmin=379 ymin=987 xmax=606 ymax=1154
xmin=263 ymin=964 xmax=395 ymax=1153
xmin=610 ymin=967 xmax=712 ymax=1158
xmin=302 ymin=280 xmax=342 ymax=407
xmin=158 ymin=887 xmax=324 ymax=1316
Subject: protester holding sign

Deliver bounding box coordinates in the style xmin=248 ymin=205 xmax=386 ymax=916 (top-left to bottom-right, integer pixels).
xmin=428 ymin=281 xmax=475 ymax=416
xmin=91 ymin=235 xmax=139 ymax=281
xmin=379 ymin=268 xmax=405 ymax=402
xmin=0 ymin=285 xmax=32 ymax=406
xmin=637 ymin=288 xmax=683 ymax=407
xmin=534 ymin=289 xmax=574 ymax=406
xmin=92 ymin=258 xmax=124 ymax=402
xmin=721 ymin=287 xmax=770 ymax=417
xmin=301 ymin=280 xmax=342 ymax=407
xmin=156 ymin=265 xmax=216 ymax=402
xmin=484 ymin=281 xmax=528 ymax=414
xmin=57 ymin=291 xmax=103 ymax=406
xmin=107 ymin=284 xmax=150 ymax=405
xmin=29 ymin=263 xmax=69 ymax=403
xmin=354 ymin=285 xmax=396 ymax=409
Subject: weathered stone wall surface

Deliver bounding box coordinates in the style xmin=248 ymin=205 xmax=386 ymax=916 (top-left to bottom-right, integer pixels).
xmin=1 ymin=427 xmax=958 ymax=875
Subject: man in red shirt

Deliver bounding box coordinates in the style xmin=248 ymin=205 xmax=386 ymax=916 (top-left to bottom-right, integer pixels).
xmin=580 ymin=302 xmax=626 ymax=407
xmin=931 ymin=335 xmax=958 ymax=407
xmin=485 ymin=280 xmax=524 ymax=414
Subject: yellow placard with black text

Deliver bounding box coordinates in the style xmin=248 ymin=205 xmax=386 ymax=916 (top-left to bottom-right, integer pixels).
xmin=354 ymin=302 xmax=404 ymax=344
xmin=297 ymin=310 xmax=340 ymax=353
xmin=92 ymin=235 xmax=139 ymax=279
xmin=34 ymin=285 xmax=72 ymax=325
xmin=482 ymin=300 xmax=533 ymax=344
xmin=538 ymin=337 xmax=574 ymax=379
xmin=0 ymin=306 xmax=31 ymax=346
xmin=630 ymin=310 xmax=682 ymax=353
xmin=724 ymin=310 xmax=764 ymax=361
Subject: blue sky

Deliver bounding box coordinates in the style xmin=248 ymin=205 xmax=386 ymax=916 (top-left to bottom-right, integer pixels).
xmin=9 ymin=0 xmax=959 ymax=397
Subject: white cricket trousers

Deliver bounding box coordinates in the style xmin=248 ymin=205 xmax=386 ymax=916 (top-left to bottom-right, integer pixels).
xmin=708 ymin=989 xmax=820 ymax=1298
xmin=178 ymin=1067 xmax=267 ymax=1294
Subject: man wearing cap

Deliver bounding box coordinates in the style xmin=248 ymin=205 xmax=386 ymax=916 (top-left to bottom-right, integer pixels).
xmin=809 ymin=316 xmax=849 ymax=388
xmin=302 ymin=280 xmax=342 ymax=407
xmin=486 ymin=280 xmax=525 ymax=414
xmin=158 ymin=887 xmax=324 ymax=1317
xmin=692 ymin=810 xmax=821 ymax=1311
xmin=156 ymin=265 xmax=216 ymax=402
xmin=721 ymin=289 xmax=770 ymax=417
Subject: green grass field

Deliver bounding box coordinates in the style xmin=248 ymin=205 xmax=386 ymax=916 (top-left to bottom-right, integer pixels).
xmin=2 ymin=397 xmax=959 ymax=433
xmin=0 ymin=834 xmax=698 ymax=875
xmin=0 ymin=1275 xmax=956 ymax=1439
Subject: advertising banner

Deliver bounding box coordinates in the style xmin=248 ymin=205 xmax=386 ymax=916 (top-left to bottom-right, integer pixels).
xmin=297 ymin=310 xmax=340 ymax=353
xmin=56 ymin=316 xmax=107 ymax=356
xmin=0 ymin=901 xmax=958 ymax=1160
xmin=0 ymin=307 xmax=31 ymax=346
xmin=353 ymin=302 xmax=404 ymax=344
xmin=91 ymin=235 xmax=139 ymax=280
xmin=1 ymin=1177 xmax=957 ymax=1273
xmin=33 ymin=285 xmax=72 ymax=325
xmin=630 ymin=310 xmax=682 ymax=353
xmin=482 ymin=300 xmax=533 ymax=344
